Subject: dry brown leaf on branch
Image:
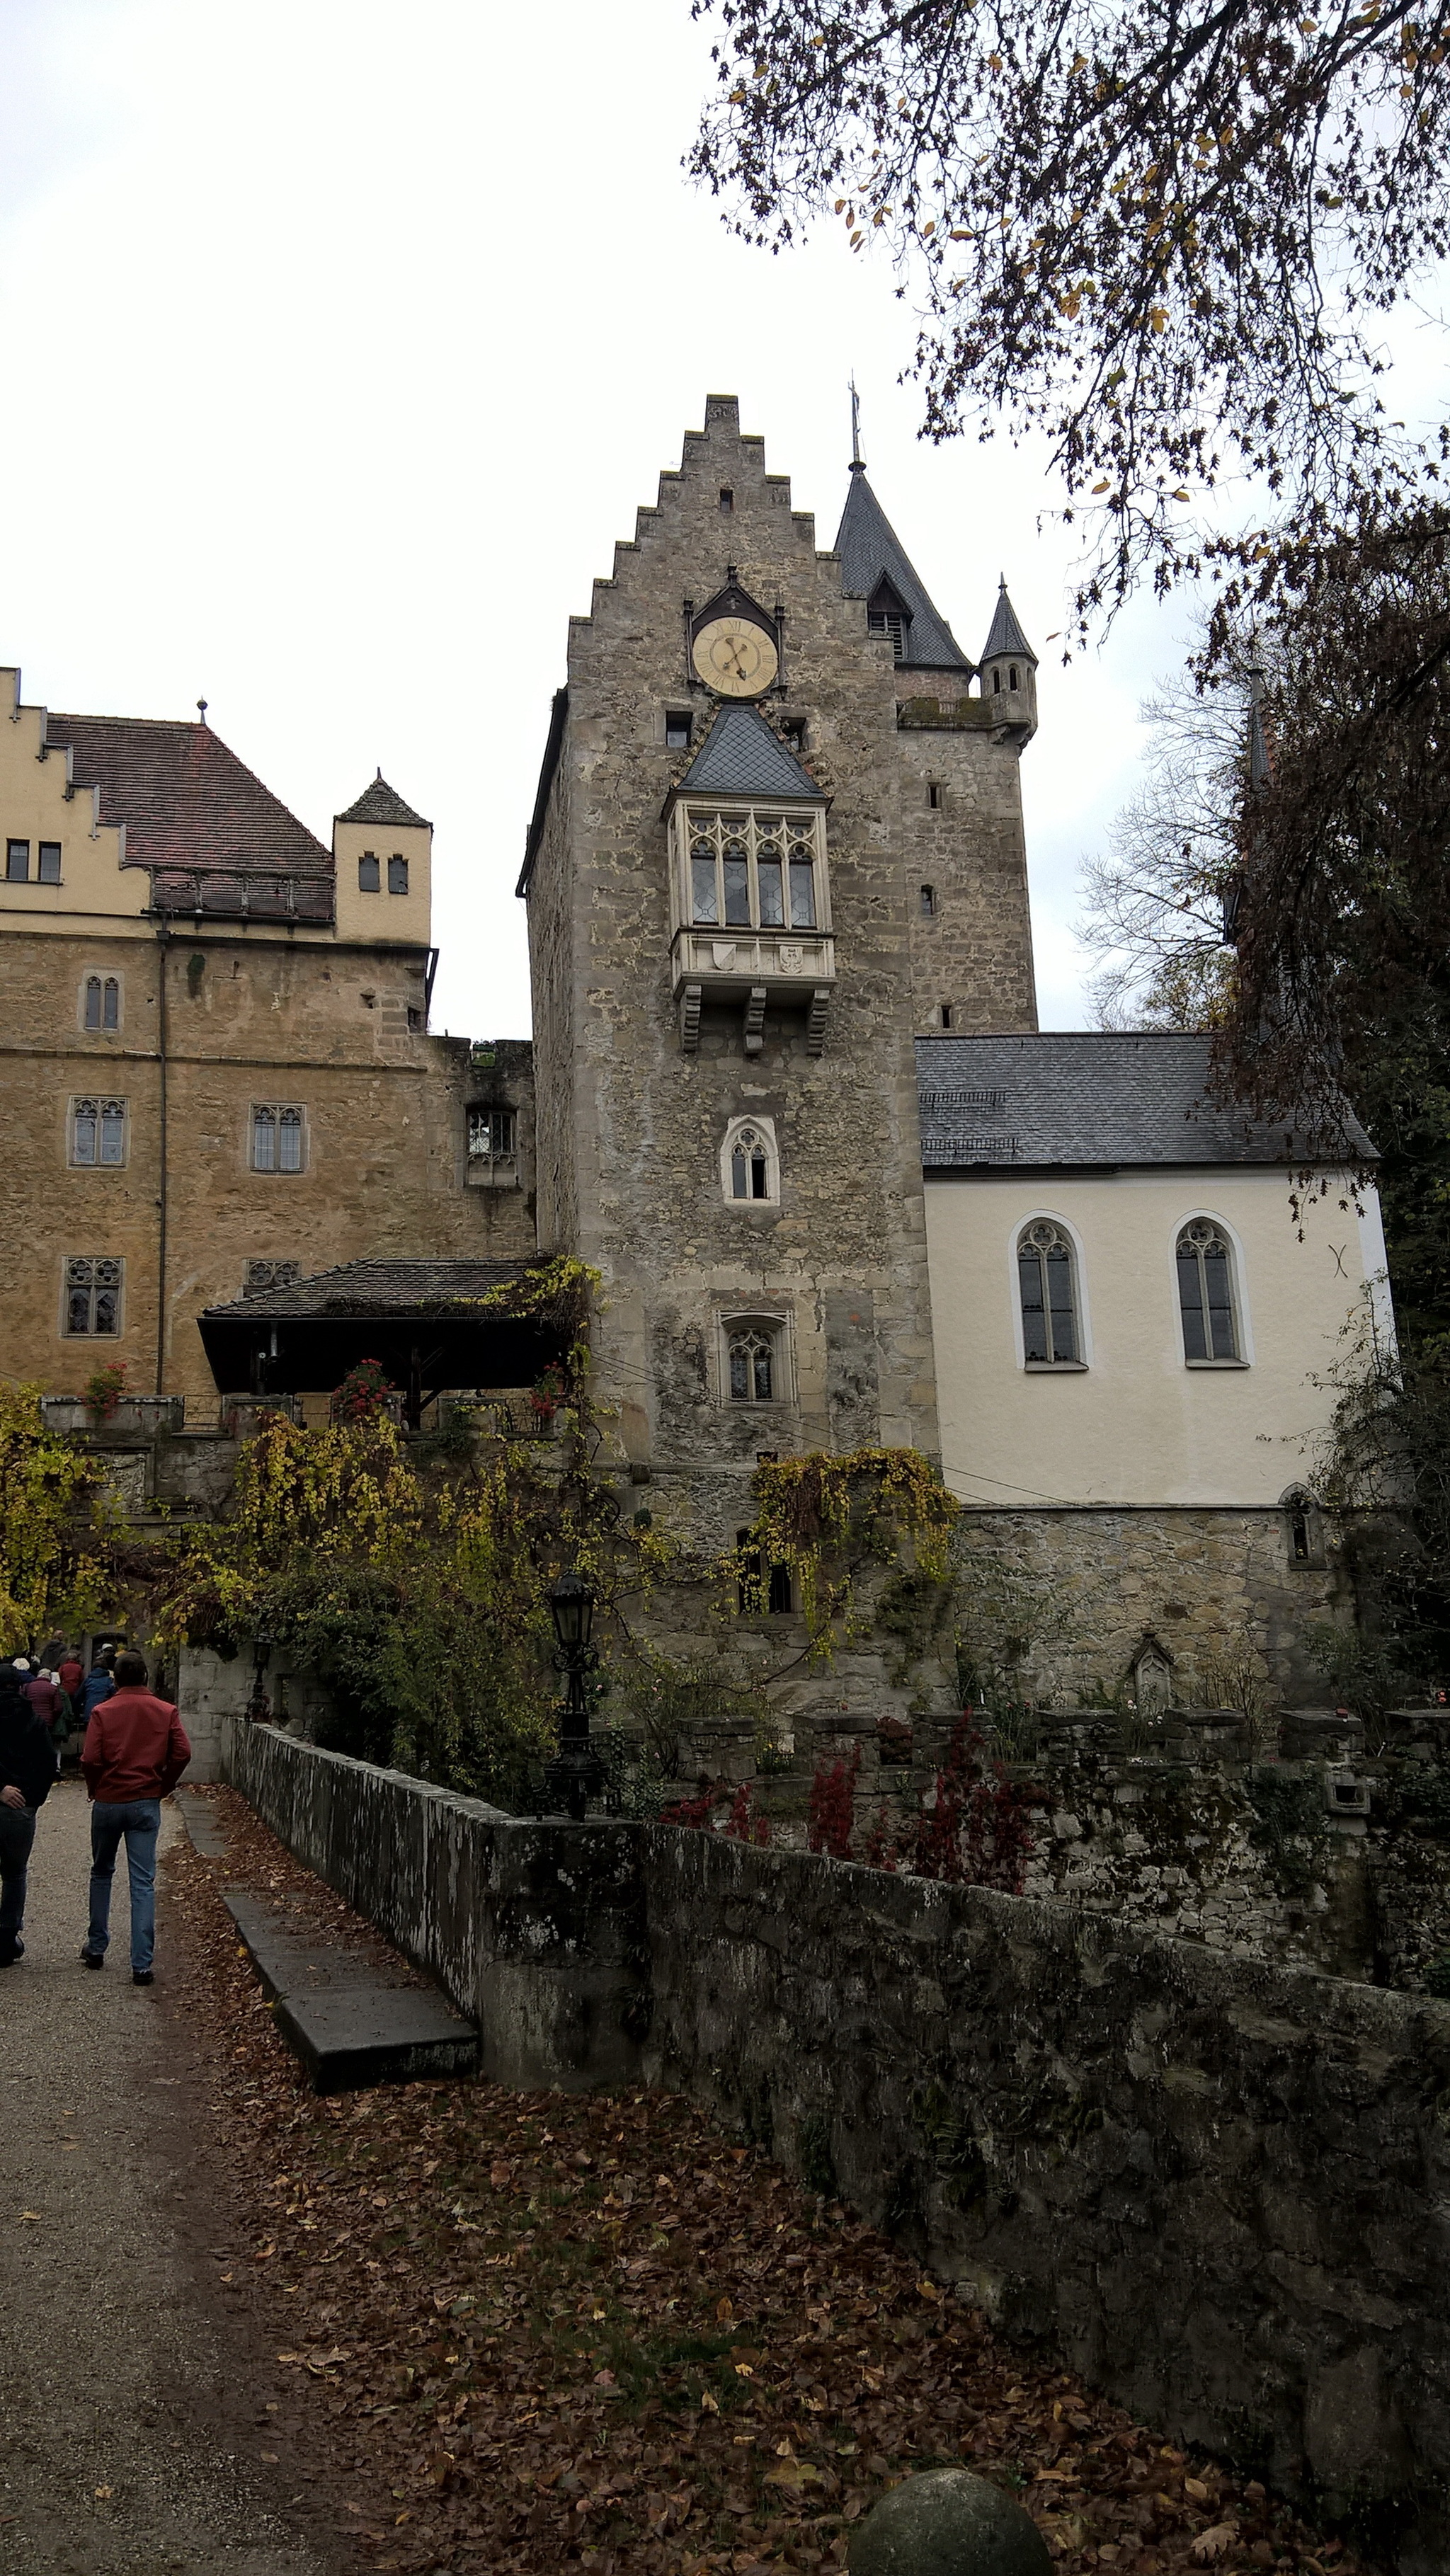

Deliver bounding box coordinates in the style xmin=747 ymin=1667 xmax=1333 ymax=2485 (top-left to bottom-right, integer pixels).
xmin=1192 ymin=2525 xmax=1239 ymax=2562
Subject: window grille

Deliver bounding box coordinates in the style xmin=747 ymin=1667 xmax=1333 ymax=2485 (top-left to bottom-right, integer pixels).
xmin=686 ymin=808 xmax=819 ymax=932
xmin=1176 ymin=1219 xmax=1240 ymax=1361
xmin=468 ymin=1106 xmax=516 ymax=1160
xmin=6 ymin=840 xmax=28 ymax=881
xmin=729 ymin=1125 xmax=771 ymax=1201
xmin=243 ymin=1259 xmax=302 ymax=1296
xmin=251 ymin=1104 xmax=304 ymax=1173
xmin=358 ymin=851 xmax=380 ymax=892
xmin=64 ymin=1256 xmax=121 ymax=1337
xmin=38 ymin=842 xmax=61 ymax=883
xmin=84 ymin=975 xmax=120 ymax=1032
xmin=727 ymin=1327 xmax=776 ymax=1402
xmin=1017 ymin=1220 xmax=1080 ymax=1365
xmin=72 ymin=1097 xmax=127 ymax=1167
xmin=387 ymin=854 xmax=409 ymax=895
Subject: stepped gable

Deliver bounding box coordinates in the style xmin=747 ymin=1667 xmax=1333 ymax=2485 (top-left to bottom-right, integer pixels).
xmin=916 ymin=1031 xmax=1376 ymax=1167
xmin=833 ymin=465 xmax=972 ymax=672
xmin=43 ymin=711 xmax=332 ymax=884
xmin=676 ymin=706 xmax=825 ymax=803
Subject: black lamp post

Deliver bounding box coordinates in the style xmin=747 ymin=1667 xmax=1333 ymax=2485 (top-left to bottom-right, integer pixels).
xmin=544 ymin=1569 xmax=603 ymax=1821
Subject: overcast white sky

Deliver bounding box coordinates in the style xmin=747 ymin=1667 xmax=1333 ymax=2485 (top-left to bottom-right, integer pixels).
xmin=0 ymin=0 xmax=1255 ymax=1035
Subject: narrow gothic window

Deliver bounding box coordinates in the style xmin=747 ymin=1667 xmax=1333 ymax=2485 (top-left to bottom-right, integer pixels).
xmin=728 ymin=1327 xmax=775 ymax=1402
xmin=84 ymin=975 xmax=120 ymax=1031
xmin=993 ymin=668 xmax=1003 ymax=694
xmin=72 ymin=1098 xmax=126 ymax=1167
xmin=6 ymin=840 xmax=28 ymax=881
xmin=1010 ymin=664 xmax=1020 ymax=690
xmin=64 ymin=1256 xmax=122 ymax=1336
xmin=940 ymin=1002 xmax=954 ymax=1029
xmin=358 ymin=851 xmax=380 ymax=891
xmin=719 ymin=487 xmax=734 ymax=512
xmin=1177 ymin=1220 xmax=1240 ymax=1361
xmin=252 ymin=1104 xmax=305 ymax=1173
xmin=927 ymin=782 xmax=942 ymax=810
xmin=730 ymin=1126 xmax=770 ymax=1201
xmin=920 ymin=884 xmax=937 ymax=916
xmin=38 ymin=842 xmax=61 ymax=882
xmin=1018 ymin=1220 xmax=1080 ymax=1365
xmin=387 ymin=854 xmax=409 ymax=894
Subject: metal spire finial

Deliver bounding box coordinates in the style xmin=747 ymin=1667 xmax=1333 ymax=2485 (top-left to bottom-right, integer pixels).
xmin=196 ymin=697 xmax=208 ymax=725
xmin=848 ymin=376 xmax=864 ymax=471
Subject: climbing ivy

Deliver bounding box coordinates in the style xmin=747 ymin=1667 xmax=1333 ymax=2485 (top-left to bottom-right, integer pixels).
xmin=734 ymin=1448 xmax=957 ymax=1661
xmin=0 ymin=1383 xmax=118 ymax=1651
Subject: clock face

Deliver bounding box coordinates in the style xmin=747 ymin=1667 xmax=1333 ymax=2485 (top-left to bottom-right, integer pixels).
xmin=692 ymin=615 xmax=779 ymax=698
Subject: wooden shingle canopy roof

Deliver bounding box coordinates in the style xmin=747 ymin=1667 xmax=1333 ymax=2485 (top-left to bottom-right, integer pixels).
xmin=198 ymin=1259 xmax=569 ymax=1419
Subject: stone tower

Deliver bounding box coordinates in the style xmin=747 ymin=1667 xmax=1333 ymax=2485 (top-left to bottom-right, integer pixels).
xmin=518 ymin=397 xmax=1038 ymax=1540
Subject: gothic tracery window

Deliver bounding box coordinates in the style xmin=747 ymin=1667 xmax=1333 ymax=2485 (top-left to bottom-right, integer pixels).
xmin=1176 ymin=1219 xmax=1240 ymax=1362
xmin=83 ymin=974 xmax=120 ymax=1032
xmin=685 ymin=808 xmax=820 ymax=933
xmin=728 ymin=1327 xmax=776 ymax=1402
xmin=64 ymin=1256 xmax=122 ymax=1336
xmin=1017 ymin=1219 xmax=1080 ymax=1366
xmin=251 ymin=1104 xmax=305 ymax=1173
xmin=726 ymin=1122 xmax=774 ymax=1203
xmin=71 ymin=1097 xmax=127 ymax=1167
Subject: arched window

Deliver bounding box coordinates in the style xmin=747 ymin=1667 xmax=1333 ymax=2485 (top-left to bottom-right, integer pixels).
xmin=1009 ymin=663 xmax=1020 ymax=690
xmin=721 ymin=1117 xmax=778 ymax=1205
xmin=71 ymin=1097 xmax=127 ymax=1167
xmin=83 ymin=974 xmax=120 ymax=1033
xmin=1017 ymin=1220 xmax=1080 ymax=1366
xmin=728 ymin=1327 xmax=776 ymax=1402
xmin=1176 ymin=1219 xmax=1240 ymax=1362
xmin=920 ymin=883 xmax=937 ymax=915
xmin=1282 ymin=1487 xmax=1323 ymax=1569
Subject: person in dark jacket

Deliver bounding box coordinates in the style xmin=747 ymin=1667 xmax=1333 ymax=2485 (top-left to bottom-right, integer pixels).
xmin=82 ymin=1656 xmax=116 ymax=1722
xmin=1 ymin=1658 xmax=58 ymax=1965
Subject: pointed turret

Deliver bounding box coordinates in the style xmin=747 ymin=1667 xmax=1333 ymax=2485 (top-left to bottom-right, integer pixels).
xmin=835 ymin=467 xmax=973 ymax=673
xmin=978 ymin=578 xmax=1038 ymax=742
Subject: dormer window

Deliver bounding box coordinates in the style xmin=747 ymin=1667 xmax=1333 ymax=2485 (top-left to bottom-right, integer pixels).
xmin=685 ymin=808 xmax=821 ymax=933
xmin=868 ymin=582 xmax=912 ymax=664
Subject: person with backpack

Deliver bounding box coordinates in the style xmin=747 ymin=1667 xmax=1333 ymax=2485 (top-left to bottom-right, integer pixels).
xmin=80 ymin=1651 xmax=190 ymax=1986
xmin=1 ymin=1659 xmax=59 ymax=1967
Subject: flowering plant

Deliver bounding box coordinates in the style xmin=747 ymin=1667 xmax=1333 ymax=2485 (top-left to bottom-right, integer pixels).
xmin=329 ymin=1360 xmax=397 ymax=1426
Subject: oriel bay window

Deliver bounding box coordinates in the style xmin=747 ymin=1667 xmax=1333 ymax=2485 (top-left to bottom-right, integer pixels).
xmin=685 ymin=808 xmax=821 ymax=932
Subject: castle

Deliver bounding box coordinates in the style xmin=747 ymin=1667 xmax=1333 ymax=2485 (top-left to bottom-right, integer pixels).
xmin=0 ymin=397 xmax=1389 ymax=1702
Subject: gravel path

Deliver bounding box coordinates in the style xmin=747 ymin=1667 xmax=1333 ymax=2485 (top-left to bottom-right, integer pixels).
xmin=0 ymin=1781 xmax=337 ymax=2575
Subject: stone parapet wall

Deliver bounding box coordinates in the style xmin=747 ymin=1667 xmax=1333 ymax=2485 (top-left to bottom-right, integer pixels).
xmin=229 ymin=1724 xmax=1450 ymax=2571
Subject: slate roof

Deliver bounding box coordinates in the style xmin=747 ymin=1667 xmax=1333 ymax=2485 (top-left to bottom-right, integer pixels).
xmin=834 ymin=465 xmax=971 ymax=671
xmin=676 ymin=706 xmax=824 ymax=802
xmin=43 ymin=713 xmax=332 ymax=883
xmin=915 ymin=1033 xmax=1375 ymax=1167
xmin=202 ymin=1259 xmax=540 ymax=1320
xmin=981 ymin=580 xmax=1037 ymax=668
xmin=336 ymin=773 xmax=431 ymax=830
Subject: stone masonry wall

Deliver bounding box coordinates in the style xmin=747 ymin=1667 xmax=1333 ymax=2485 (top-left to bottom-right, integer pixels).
xmin=521 ymin=397 xmax=1037 ymax=1518
xmin=0 ymin=918 xmax=535 ymax=1413
xmin=231 ymin=1723 xmax=1450 ymax=2572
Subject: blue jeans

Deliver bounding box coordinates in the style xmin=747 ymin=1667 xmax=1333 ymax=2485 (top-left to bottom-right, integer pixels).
xmin=0 ymin=1804 xmax=36 ymax=1951
xmin=87 ymin=1799 xmax=161 ymax=1972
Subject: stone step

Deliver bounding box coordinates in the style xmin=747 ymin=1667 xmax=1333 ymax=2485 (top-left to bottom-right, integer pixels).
xmin=177 ymin=1794 xmax=479 ymax=2093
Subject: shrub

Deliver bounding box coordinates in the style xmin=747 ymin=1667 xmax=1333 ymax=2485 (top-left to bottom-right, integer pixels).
xmin=329 ymin=1359 xmax=397 ymax=1426
xmin=83 ymin=1361 xmax=129 ymax=1424
xmin=807 ymin=1743 xmax=861 ymax=1858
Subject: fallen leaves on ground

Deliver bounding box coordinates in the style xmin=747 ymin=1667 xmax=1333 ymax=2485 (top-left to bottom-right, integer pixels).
xmin=167 ymin=1788 xmax=1371 ymax=2576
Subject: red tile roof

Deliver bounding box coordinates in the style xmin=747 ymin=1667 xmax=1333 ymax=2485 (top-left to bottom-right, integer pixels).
xmin=43 ymin=713 xmax=332 ymax=885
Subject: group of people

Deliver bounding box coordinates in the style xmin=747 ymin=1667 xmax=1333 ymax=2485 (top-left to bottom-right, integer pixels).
xmin=0 ymin=1644 xmax=192 ymax=1981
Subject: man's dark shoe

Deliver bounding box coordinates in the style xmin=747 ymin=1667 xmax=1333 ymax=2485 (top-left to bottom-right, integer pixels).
xmin=0 ymin=1939 xmax=21 ymax=1966
xmin=81 ymin=1947 xmax=104 ymax=1969
xmin=132 ymin=1969 xmax=154 ymax=1986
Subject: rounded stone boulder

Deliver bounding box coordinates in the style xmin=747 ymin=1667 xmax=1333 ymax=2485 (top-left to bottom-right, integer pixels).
xmin=847 ymin=2468 xmax=1054 ymax=2576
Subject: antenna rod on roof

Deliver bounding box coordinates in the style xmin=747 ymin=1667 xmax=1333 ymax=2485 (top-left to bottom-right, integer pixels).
xmin=849 ymin=375 xmax=864 ymax=471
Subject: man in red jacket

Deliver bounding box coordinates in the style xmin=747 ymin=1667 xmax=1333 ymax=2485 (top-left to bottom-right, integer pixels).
xmin=80 ymin=1651 xmax=191 ymax=1986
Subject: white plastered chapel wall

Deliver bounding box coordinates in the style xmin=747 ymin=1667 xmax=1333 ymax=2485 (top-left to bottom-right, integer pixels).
xmin=925 ymin=1167 xmax=1390 ymax=1508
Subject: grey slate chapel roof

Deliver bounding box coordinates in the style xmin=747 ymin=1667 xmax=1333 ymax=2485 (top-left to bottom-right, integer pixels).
xmin=916 ymin=1032 xmax=1375 ymax=1167
xmin=336 ymin=773 xmax=431 ymax=830
xmin=675 ymin=706 xmax=824 ymax=802
xmin=833 ymin=465 xmax=972 ymax=672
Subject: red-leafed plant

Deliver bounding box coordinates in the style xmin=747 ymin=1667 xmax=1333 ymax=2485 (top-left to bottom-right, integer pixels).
xmin=83 ymin=1361 xmax=128 ymax=1424
xmin=329 ymin=1359 xmax=397 ymax=1426
xmin=530 ymin=1366 xmax=569 ymax=1421
xmin=860 ymin=1804 xmax=900 ymax=1872
xmin=724 ymin=1780 xmax=771 ymax=1845
xmin=807 ymin=1741 xmax=862 ymax=1859
xmin=895 ymin=1716 xmax=1035 ymax=1892
xmin=659 ymin=1783 xmax=722 ymax=1828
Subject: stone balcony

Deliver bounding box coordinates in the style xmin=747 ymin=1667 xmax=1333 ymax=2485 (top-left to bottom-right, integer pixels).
xmin=671 ymin=926 xmax=835 ymax=1055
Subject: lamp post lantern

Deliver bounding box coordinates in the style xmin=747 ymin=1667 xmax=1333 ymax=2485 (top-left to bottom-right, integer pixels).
xmin=544 ymin=1569 xmax=603 ymax=1821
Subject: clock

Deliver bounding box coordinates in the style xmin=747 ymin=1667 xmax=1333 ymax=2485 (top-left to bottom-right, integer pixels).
xmin=692 ymin=614 xmax=779 ymax=698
